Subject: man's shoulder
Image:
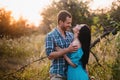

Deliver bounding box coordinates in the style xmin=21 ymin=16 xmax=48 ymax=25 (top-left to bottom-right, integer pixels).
xmin=46 ymin=28 xmax=57 ymax=37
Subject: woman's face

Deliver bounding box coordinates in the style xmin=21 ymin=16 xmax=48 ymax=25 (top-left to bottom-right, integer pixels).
xmin=73 ymin=25 xmax=82 ymax=34
xmin=73 ymin=25 xmax=79 ymax=33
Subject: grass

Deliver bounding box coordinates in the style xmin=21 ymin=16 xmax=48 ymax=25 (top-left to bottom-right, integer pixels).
xmin=0 ymin=32 xmax=120 ymax=80
xmin=88 ymin=32 xmax=120 ymax=80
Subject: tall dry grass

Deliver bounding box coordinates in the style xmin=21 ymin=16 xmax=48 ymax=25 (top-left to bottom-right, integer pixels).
xmin=0 ymin=32 xmax=120 ymax=80
xmin=0 ymin=34 xmax=49 ymax=80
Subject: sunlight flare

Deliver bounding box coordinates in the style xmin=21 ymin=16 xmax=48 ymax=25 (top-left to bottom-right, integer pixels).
xmin=0 ymin=0 xmax=115 ymax=26
xmin=0 ymin=0 xmax=52 ymax=26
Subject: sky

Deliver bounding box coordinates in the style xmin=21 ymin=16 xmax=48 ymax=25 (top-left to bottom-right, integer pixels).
xmin=0 ymin=0 xmax=52 ymax=26
xmin=89 ymin=0 xmax=115 ymax=10
xmin=0 ymin=0 xmax=115 ymax=26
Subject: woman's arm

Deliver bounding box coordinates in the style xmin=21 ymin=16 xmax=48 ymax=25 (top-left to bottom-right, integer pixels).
xmin=63 ymin=55 xmax=77 ymax=68
xmin=55 ymin=45 xmax=77 ymax=67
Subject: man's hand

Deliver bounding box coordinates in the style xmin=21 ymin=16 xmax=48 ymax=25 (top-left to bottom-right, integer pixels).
xmin=55 ymin=46 xmax=62 ymax=51
xmin=67 ymin=43 xmax=78 ymax=53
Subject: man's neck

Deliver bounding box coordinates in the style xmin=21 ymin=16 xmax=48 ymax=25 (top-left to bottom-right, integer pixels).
xmin=57 ymin=26 xmax=66 ymax=38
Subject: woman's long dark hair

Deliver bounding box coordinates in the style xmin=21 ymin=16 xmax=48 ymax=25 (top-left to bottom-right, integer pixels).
xmin=78 ymin=24 xmax=91 ymax=69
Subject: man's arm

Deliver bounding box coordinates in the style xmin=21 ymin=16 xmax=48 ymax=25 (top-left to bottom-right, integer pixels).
xmin=48 ymin=44 xmax=78 ymax=60
xmin=45 ymin=34 xmax=78 ymax=60
xmin=45 ymin=34 xmax=69 ymax=60
xmin=50 ymin=46 xmax=77 ymax=67
xmin=48 ymin=48 xmax=69 ymax=59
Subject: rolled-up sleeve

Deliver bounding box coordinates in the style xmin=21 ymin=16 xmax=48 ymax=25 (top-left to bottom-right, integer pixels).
xmin=45 ymin=34 xmax=54 ymax=56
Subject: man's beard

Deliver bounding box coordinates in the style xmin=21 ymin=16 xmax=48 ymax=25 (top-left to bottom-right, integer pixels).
xmin=61 ymin=26 xmax=70 ymax=32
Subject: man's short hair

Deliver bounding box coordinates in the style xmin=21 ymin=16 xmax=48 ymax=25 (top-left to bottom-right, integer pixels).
xmin=57 ymin=10 xmax=72 ymax=23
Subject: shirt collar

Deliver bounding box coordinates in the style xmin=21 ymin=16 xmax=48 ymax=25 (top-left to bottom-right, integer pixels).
xmin=55 ymin=27 xmax=68 ymax=37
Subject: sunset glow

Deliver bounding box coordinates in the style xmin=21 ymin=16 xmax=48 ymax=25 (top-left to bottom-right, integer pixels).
xmin=0 ymin=0 xmax=52 ymax=26
xmin=0 ymin=0 xmax=115 ymax=26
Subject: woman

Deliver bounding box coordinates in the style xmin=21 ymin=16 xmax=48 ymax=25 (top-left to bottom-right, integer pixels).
xmin=67 ymin=24 xmax=91 ymax=80
xmin=56 ymin=24 xmax=91 ymax=80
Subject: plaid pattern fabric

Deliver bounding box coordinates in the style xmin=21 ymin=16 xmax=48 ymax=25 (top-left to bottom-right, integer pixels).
xmin=45 ymin=28 xmax=74 ymax=77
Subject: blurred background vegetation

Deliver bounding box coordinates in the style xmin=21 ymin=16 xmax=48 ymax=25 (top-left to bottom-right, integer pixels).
xmin=0 ymin=0 xmax=120 ymax=80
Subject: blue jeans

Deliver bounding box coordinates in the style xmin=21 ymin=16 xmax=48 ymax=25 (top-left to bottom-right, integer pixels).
xmin=50 ymin=74 xmax=66 ymax=80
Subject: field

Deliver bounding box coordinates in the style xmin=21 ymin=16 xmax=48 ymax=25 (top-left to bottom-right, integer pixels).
xmin=0 ymin=32 xmax=120 ymax=80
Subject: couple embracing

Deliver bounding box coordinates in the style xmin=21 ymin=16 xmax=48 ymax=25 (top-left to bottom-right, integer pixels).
xmin=45 ymin=10 xmax=91 ymax=80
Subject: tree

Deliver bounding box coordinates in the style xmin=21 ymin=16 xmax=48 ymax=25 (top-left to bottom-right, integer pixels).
xmin=0 ymin=8 xmax=12 ymax=37
xmin=0 ymin=8 xmax=38 ymax=38
xmin=94 ymin=0 xmax=120 ymax=32
xmin=40 ymin=0 xmax=92 ymax=34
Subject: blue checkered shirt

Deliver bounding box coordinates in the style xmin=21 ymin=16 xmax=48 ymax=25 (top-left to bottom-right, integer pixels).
xmin=45 ymin=28 xmax=74 ymax=77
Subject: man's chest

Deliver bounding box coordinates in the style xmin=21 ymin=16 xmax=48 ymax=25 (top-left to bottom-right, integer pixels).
xmin=53 ymin=36 xmax=73 ymax=48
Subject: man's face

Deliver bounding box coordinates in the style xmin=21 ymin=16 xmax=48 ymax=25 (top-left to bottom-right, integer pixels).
xmin=60 ymin=17 xmax=72 ymax=31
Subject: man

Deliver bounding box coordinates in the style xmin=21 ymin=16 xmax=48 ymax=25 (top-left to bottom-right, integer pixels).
xmin=45 ymin=10 xmax=78 ymax=80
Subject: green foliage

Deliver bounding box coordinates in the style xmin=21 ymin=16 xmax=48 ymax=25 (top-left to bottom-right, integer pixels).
xmin=111 ymin=0 xmax=120 ymax=22
xmin=88 ymin=62 xmax=113 ymax=80
xmin=88 ymin=32 xmax=120 ymax=80
xmin=0 ymin=35 xmax=45 ymax=74
xmin=110 ymin=20 xmax=120 ymax=32
xmin=93 ymin=16 xmax=100 ymax=25
xmin=0 ymin=0 xmax=120 ymax=79
xmin=0 ymin=32 xmax=120 ymax=80
xmin=40 ymin=0 xmax=92 ymax=34
xmin=15 ymin=62 xmax=50 ymax=80
xmin=92 ymin=0 xmax=120 ymax=33
xmin=111 ymin=32 xmax=120 ymax=80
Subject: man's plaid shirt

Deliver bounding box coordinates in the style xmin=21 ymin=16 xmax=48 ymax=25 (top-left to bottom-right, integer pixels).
xmin=45 ymin=28 xmax=74 ymax=77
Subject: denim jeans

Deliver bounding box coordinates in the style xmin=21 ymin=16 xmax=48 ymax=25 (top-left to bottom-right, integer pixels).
xmin=50 ymin=74 xmax=66 ymax=80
